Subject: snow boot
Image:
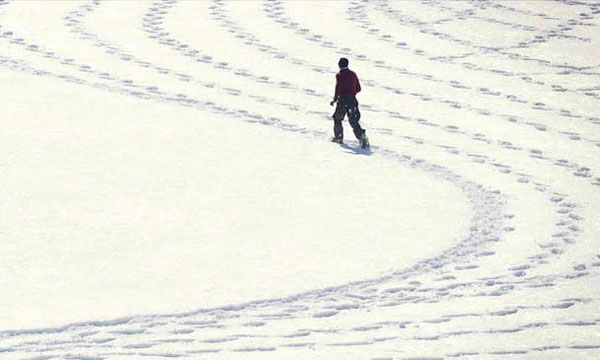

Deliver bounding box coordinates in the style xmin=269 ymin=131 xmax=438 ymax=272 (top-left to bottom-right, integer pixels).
xmin=360 ymin=132 xmax=370 ymax=149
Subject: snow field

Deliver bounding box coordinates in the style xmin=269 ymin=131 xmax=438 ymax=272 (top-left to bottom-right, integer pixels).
xmin=0 ymin=0 xmax=599 ymax=359
xmin=0 ymin=65 xmax=469 ymax=330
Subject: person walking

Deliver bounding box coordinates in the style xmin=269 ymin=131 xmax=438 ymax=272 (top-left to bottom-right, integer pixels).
xmin=330 ymin=57 xmax=369 ymax=149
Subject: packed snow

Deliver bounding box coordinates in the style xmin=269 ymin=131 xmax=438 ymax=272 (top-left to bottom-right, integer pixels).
xmin=1 ymin=0 xmax=599 ymax=359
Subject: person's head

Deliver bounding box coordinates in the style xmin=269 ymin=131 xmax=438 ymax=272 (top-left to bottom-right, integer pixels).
xmin=338 ymin=57 xmax=349 ymax=69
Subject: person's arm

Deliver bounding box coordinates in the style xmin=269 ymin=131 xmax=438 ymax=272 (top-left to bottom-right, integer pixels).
xmin=356 ymin=74 xmax=361 ymax=94
xmin=331 ymin=73 xmax=340 ymax=105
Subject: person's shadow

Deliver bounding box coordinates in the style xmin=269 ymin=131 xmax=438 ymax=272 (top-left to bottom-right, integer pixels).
xmin=340 ymin=143 xmax=372 ymax=156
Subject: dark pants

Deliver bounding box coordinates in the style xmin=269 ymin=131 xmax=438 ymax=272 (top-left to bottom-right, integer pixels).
xmin=332 ymin=95 xmax=364 ymax=140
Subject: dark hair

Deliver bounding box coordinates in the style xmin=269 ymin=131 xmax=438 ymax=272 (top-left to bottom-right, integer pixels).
xmin=338 ymin=57 xmax=349 ymax=68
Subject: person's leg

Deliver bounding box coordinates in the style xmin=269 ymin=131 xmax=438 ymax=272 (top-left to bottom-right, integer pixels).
xmin=348 ymin=104 xmax=365 ymax=140
xmin=332 ymin=102 xmax=345 ymax=141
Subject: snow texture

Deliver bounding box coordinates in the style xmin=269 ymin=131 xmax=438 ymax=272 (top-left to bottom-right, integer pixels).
xmin=1 ymin=0 xmax=600 ymax=359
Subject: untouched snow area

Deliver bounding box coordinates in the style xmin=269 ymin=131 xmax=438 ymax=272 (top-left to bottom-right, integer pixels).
xmin=1 ymin=0 xmax=599 ymax=359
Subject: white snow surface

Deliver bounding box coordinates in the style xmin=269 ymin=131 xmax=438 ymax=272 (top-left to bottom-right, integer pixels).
xmin=1 ymin=0 xmax=599 ymax=359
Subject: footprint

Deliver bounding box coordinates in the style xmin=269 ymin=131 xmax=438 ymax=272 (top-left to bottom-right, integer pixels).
xmin=508 ymin=264 xmax=530 ymax=271
xmin=490 ymin=308 xmax=518 ymax=316
xmin=456 ymin=264 xmax=479 ymax=270
xmin=233 ymin=347 xmax=276 ymax=352
xmin=476 ymin=251 xmax=495 ymax=257
xmin=313 ymin=310 xmax=339 ymax=318
xmin=574 ymin=168 xmax=591 ymax=177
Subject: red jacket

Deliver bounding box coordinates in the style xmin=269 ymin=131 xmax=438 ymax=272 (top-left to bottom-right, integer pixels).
xmin=333 ymin=68 xmax=361 ymax=101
